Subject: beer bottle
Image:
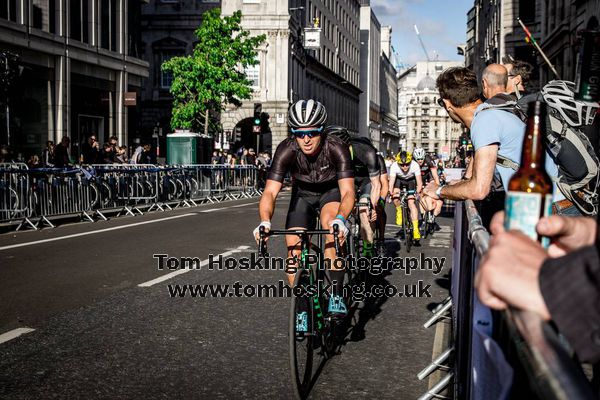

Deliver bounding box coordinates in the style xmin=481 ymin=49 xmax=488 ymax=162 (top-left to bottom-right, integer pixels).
xmin=504 ymin=101 xmax=553 ymax=247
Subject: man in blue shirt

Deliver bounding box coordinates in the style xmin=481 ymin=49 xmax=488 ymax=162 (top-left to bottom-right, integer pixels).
xmin=423 ymin=67 xmax=506 ymax=208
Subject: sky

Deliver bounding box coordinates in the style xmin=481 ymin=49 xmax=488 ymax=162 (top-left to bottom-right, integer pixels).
xmin=370 ymin=0 xmax=474 ymax=67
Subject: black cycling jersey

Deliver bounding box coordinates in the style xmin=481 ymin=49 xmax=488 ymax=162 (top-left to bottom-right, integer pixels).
xmin=419 ymin=155 xmax=437 ymax=183
xmin=267 ymin=134 xmax=354 ymax=195
xmin=349 ymin=137 xmax=380 ymax=186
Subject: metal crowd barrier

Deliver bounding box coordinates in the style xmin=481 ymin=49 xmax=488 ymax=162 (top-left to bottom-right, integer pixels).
xmin=425 ymin=199 xmax=597 ymax=399
xmin=0 ymin=163 xmax=34 ymax=229
xmin=0 ymin=164 xmax=261 ymax=230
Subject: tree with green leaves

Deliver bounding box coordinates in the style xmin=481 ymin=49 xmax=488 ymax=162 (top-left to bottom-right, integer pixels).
xmin=162 ymin=8 xmax=266 ymax=135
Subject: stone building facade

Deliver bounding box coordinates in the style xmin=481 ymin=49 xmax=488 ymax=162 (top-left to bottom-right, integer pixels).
xmin=220 ymin=0 xmax=363 ymax=153
xmin=140 ymin=0 xmax=220 ymax=143
xmin=0 ymin=0 xmax=148 ymax=158
xmin=465 ymin=0 xmax=600 ymax=88
xmin=464 ymin=0 xmax=542 ymax=90
xmin=397 ymin=61 xmax=463 ymax=159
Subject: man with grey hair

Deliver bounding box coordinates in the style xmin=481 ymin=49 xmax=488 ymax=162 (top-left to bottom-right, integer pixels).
xmin=502 ymin=55 xmax=533 ymax=98
xmin=481 ymin=63 xmax=508 ymax=99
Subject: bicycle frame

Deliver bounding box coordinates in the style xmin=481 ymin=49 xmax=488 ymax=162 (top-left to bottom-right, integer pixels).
xmin=259 ymin=227 xmax=341 ymax=332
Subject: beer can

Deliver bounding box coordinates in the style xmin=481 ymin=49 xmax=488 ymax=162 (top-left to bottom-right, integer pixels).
xmin=575 ymin=30 xmax=600 ymax=102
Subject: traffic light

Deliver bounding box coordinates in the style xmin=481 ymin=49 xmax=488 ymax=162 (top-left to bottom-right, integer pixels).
xmin=253 ymin=103 xmax=262 ymax=126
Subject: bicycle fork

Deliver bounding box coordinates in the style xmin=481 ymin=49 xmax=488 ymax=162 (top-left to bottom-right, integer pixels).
xmin=302 ymin=249 xmax=325 ymax=332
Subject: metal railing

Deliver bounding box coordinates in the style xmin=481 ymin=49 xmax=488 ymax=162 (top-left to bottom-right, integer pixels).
xmin=422 ymin=200 xmax=597 ymax=399
xmin=463 ymin=199 xmax=596 ymax=400
xmin=0 ymin=164 xmax=261 ymax=230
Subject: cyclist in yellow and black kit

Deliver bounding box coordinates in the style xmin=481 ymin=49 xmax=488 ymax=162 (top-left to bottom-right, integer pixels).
xmin=388 ymin=151 xmax=423 ymax=243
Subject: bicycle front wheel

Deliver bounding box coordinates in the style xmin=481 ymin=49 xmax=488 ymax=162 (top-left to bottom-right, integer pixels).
xmin=403 ymin=206 xmax=412 ymax=253
xmin=289 ymin=268 xmax=321 ymax=400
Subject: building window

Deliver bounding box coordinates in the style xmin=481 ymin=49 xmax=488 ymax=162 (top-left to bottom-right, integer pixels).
xmin=0 ymin=0 xmax=17 ymax=22
xmin=519 ymin=0 xmax=536 ymax=23
xmin=245 ymin=63 xmax=260 ymax=88
xmin=160 ymin=51 xmax=183 ymax=88
xmin=70 ymin=0 xmax=82 ymax=41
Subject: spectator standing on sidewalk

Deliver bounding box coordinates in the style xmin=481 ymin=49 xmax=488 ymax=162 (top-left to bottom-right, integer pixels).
xmin=54 ymin=136 xmax=71 ymax=168
xmin=42 ymin=141 xmax=55 ymax=167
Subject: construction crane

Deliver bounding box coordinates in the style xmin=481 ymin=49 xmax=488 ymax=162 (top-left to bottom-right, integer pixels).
xmin=390 ymin=45 xmax=412 ymax=71
xmin=414 ymin=25 xmax=431 ymax=62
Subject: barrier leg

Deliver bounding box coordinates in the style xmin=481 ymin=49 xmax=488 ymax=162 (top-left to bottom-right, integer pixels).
xmin=417 ymin=372 xmax=453 ymax=400
xmin=81 ymin=211 xmax=95 ymax=223
xmin=95 ymin=210 xmax=108 ymax=221
xmin=36 ymin=215 xmax=55 ymax=229
xmin=16 ymin=217 xmax=38 ymax=231
xmin=423 ymin=300 xmax=452 ymax=329
xmin=417 ymin=346 xmax=454 ymax=380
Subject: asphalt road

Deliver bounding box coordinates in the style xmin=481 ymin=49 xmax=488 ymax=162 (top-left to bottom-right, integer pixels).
xmin=0 ymin=194 xmax=453 ymax=399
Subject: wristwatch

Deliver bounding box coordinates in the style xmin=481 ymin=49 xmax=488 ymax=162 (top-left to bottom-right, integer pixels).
xmin=435 ymin=185 xmax=445 ymax=198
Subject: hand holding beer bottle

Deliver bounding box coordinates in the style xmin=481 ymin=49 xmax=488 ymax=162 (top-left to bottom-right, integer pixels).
xmin=504 ymin=101 xmax=553 ymax=247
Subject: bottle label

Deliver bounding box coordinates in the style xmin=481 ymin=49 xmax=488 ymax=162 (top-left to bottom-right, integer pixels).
xmin=504 ymin=191 xmax=553 ymax=248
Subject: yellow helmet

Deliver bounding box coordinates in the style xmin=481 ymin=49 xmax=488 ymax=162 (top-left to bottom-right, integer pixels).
xmin=395 ymin=151 xmax=412 ymax=164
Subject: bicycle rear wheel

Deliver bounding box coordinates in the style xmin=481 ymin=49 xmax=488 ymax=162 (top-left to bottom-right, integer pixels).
xmin=422 ymin=211 xmax=430 ymax=239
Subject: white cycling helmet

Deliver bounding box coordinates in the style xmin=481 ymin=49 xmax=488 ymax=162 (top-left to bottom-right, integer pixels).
xmin=288 ymin=99 xmax=328 ymax=129
xmin=413 ymin=147 xmax=426 ymax=160
xmin=541 ymin=80 xmax=599 ymax=127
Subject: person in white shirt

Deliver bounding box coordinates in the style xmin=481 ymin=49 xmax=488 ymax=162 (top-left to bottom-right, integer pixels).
xmin=389 ymin=151 xmax=424 ymax=242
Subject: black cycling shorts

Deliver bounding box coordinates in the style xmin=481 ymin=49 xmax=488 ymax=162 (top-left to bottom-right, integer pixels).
xmin=394 ymin=177 xmax=416 ymax=192
xmin=286 ymin=186 xmax=341 ymax=229
xmin=356 ymin=178 xmax=372 ymax=199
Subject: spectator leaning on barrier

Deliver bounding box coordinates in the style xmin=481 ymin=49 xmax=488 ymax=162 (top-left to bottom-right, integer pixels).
xmin=138 ymin=143 xmax=156 ymax=165
xmin=482 ymin=64 xmax=577 ymax=216
xmin=211 ymin=151 xmax=220 ymax=165
xmin=100 ymin=142 xmax=114 ymax=164
xmin=81 ymin=134 xmax=99 ymax=164
xmin=130 ymin=143 xmax=144 ymax=164
xmin=476 ymin=211 xmax=600 ymax=363
xmin=115 ymin=146 xmax=128 ymax=164
xmin=481 ymin=63 xmax=508 ymax=100
xmin=423 ymin=67 xmax=521 ymax=224
xmin=502 ymin=55 xmax=533 ymax=98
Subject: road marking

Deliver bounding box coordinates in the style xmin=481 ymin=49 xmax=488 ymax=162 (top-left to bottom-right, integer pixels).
xmin=0 ymin=213 xmax=196 ymax=251
xmin=137 ymin=245 xmax=251 ymax=287
xmin=0 ymin=328 xmax=35 ymax=345
xmin=200 ymin=201 xmax=257 ymax=213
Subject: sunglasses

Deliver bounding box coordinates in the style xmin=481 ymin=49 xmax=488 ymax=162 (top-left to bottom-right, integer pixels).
xmin=399 ymin=163 xmax=410 ymax=167
xmin=437 ymin=98 xmax=446 ymax=109
xmin=291 ymin=126 xmax=323 ymax=139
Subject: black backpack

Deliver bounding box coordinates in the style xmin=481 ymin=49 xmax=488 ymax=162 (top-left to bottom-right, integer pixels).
xmin=479 ymin=81 xmax=600 ymax=215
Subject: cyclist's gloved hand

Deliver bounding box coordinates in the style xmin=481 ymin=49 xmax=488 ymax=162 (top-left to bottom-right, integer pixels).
xmin=253 ymin=221 xmax=271 ymax=243
xmin=329 ymin=217 xmax=349 ymax=239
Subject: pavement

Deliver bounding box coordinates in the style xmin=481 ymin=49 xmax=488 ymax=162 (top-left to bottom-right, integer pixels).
xmin=0 ymin=195 xmax=454 ymax=399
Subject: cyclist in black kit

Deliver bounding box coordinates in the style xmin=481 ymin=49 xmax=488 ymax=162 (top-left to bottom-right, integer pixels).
xmin=253 ymin=100 xmax=355 ymax=317
xmin=325 ymin=126 xmax=381 ymax=256
xmin=413 ymin=147 xmax=443 ymax=227
xmin=376 ymin=153 xmax=389 ymax=251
